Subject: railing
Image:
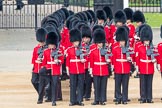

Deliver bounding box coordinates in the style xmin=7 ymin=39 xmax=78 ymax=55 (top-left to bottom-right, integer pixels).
xmin=129 ymin=0 xmax=162 ymax=13
xmin=0 ymin=0 xmax=92 ymax=29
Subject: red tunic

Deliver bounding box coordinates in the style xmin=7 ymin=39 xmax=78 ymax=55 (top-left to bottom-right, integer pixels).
xmin=89 ymin=47 xmax=109 ymax=76
xmin=60 ymin=26 xmax=72 ymax=50
xmin=127 ymin=23 xmax=135 ymax=48
xmin=112 ymin=43 xmax=133 ymax=74
xmin=31 ymin=45 xmax=43 ymax=73
xmin=42 ymin=48 xmax=64 ymax=76
xmin=66 ymin=46 xmax=86 ymax=74
xmin=136 ymin=44 xmax=156 ymax=74
xmin=157 ymin=42 xmax=162 ymax=72
xmin=134 ymin=41 xmax=142 ymax=67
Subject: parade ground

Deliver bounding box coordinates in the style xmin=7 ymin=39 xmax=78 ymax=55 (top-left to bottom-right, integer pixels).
xmin=0 ymin=28 xmax=162 ymax=108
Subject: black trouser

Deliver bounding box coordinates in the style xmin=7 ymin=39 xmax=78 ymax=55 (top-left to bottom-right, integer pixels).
xmin=83 ymin=69 xmax=92 ymax=98
xmin=115 ymin=74 xmax=129 ymax=102
xmin=56 ymin=79 xmax=62 ymax=100
xmin=70 ymin=73 xmax=84 ymax=104
xmin=38 ymin=68 xmax=51 ymax=102
xmin=93 ymin=76 xmax=108 ymax=103
xmin=51 ymin=76 xmax=60 ymax=103
xmin=140 ymin=74 xmax=153 ymax=101
xmin=31 ymin=72 xmax=39 ymax=94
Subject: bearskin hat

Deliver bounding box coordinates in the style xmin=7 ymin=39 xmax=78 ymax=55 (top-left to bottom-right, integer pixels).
xmin=75 ymin=21 xmax=87 ymax=30
xmin=69 ymin=10 xmax=74 ymax=16
xmin=133 ymin=10 xmax=145 ymax=23
xmin=92 ymin=25 xmax=104 ymax=32
xmin=124 ymin=8 xmax=134 ymax=22
xmin=87 ymin=10 xmax=97 ymax=22
xmin=84 ymin=11 xmax=93 ymax=23
xmin=160 ymin=25 xmax=162 ymax=38
xmin=114 ymin=10 xmax=127 ymax=24
xmin=96 ymin=9 xmax=107 ymax=21
xmin=115 ymin=26 xmax=128 ymax=42
xmin=60 ymin=8 xmax=70 ymax=19
xmin=69 ymin=28 xmax=82 ymax=42
xmin=103 ymin=6 xmax=113 ymax=21
xmin=81 ymin=25 xmax=92 ymax=39
xmin=36 ymin=27 xmax=47 ymax=42
xmin=46 ymin=31 xmax=59 ymax=46
xmin=79 ymin=12 xmax=88 ymax=22
xmin=45 ymin=26 xmax=55 ymax=34
xmin=93 ymin=28 xmax=106 ymax=43
xmin=140 ymin=24 xmax=153 ymax=41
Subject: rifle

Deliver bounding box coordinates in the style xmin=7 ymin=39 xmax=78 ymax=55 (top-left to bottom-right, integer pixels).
xmin=37 ymin=45 xmax=48 ymax=59
xmin=100 ymin=45 xmax=112 ymax=63
xmin=51 ymin=43 xmax=63 ymax=62
xmin=146 ymin=42 xmax=159 ymax=61
xmin=122 ymin=41 xmax=134 ymax=62
xmin=76 ymin=43 xmax=87 ymax=60
xmin=90 ymin=21 xmax=98 ymax=29
xmin=103 ymin=19 xmax=114 ymax=27
xmin=58 ymin=20 xmax=64 ymax=32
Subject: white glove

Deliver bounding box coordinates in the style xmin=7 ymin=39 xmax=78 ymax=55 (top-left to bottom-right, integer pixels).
xmin=89 ymin=68 xmax=93 ymax=77
xmin=111 ymin=65 xmax=114 ymax=72
xmin=81 ymin=59 xmax=86 ymax=63
xmin=66 ymin=67 xmax=70 ymax=76
xmin=54 ymin=59 xmax=59 ymax=64
xmin=156 ymin=64 xmax=161 ymax=72
xmin=136 ymin=66 xmax=139 ymax=73
xmin=152 ymin=59 xmax=156 ymax=63
xmin=106 ymin=59 xmax=111 ymax=63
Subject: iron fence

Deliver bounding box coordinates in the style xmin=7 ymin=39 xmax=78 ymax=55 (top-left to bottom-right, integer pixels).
xmin=0 ymin=0 xmax=92 ymax=29
xmin=129 ymin=0 xmax=162 ymax=13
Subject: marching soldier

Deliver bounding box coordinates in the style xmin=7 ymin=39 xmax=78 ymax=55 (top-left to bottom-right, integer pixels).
xmin=124 ymin=8 xmax=136 ymax=76
xmin=103 ymin=6 xmax=116 ymax=46
xmin=133 ymin=10 xmax=146 ymax=102
xmin=112 ymin=9 xmax=127 ymax=102
xmin=31 ymin=28 xmax=47 ymax=94
xmin=124 ymin=8 xmax=135 ymax=49
xmin=112 ymin=26 xmax=134 ymax=105
xmin=90 ymin=28 xmax=111 ymax=105
xmin=136 ymin=24 xmax=158 ymax=103
xmin=41 ymin=31 xmax=64 ymax=106
xmin=66 ymin=29 xmax=86 ymax=106
xmin=81 ymin=25 xmax=93 ymax=101
xmin=133 ymin=10 xmax=146 ymax=79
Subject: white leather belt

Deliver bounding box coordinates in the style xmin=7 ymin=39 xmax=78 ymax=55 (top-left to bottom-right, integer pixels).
xmin=35 ymin=60 xmax=42 ymax=63
xmin=94 ymin=62 xmax=107 ymax=65
xmin=47 ymin=61 xmax=57 ymax=64
xmin=70 ymin=59 xmax=81 ymax=62
xmin=140 ymin=59 xmax=152 ymax=63
xmin=116 ymin=59 xmax=128 ymax=62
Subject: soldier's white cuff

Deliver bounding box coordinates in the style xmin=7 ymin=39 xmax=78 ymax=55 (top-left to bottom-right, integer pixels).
xmin=136 ymin=66 xmax=139 ymax=72
xmin=66 ymin=67 xmax=69 ymax=76
xmin=157 ymin=64 xmax=161 ymax=71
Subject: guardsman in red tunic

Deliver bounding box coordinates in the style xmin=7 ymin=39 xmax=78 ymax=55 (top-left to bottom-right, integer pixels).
xmin=31 ymin=28 xmax=47 ymax=94
xmin=133 ymin=10 xmax=146 ymax=79
xmin=90 ymin=28 xmax=111 ymax=105
xmin=156 ymin=25 xmax=162 ymax=100
xmin=103 ymin=6 xmax=116 ymax=46
xmin=136 ymin=24 xmax=158 ymax=103
xmin=66 ymin=29 xmax=86 ymax=106
xmin=113 ymin=9 xmax=128 ymax=102
xmin=124 ymin=8 xmax=135 ymax=49
xmin=81 ymin=25 xmax=93 ymax=101
xmin=112 ymin=26 xmax=134 ymax=105
xmin=41 ymin=31 xmax=64 ymax=106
